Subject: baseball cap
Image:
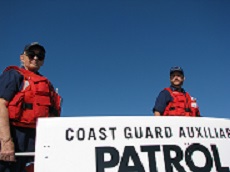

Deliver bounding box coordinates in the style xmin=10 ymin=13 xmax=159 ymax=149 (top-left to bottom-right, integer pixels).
xmin=23 ymin=42 xmax=46 ymax=54
xmin=170 ymin=66 xmax=184 ymax=76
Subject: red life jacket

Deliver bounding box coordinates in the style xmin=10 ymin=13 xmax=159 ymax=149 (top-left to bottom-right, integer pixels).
xmin=163 ymin=87 xmax=197 ymax=117
xmin=5 ymin=66 xmax=62 ymax=128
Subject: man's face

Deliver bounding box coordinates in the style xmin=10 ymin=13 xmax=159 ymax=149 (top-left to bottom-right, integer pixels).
xmin=20 ymin=47 xmax=45 ymax=72
xmin=170 ymin=71 xmax=185 ymax=87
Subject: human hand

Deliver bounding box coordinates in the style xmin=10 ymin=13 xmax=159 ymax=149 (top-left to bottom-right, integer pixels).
xmin=0 ymin=138 xmax=15 ymax=161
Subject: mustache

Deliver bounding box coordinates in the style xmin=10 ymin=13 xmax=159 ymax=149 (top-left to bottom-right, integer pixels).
xmin=173 ymin=78 xmax=180 ymax=82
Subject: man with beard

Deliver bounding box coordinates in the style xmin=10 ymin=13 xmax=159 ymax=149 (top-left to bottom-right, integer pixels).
xmin=153 ymin=66 xmax=200 ymax=117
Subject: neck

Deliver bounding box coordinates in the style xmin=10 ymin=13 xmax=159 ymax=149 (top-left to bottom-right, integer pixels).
xmin=22 ymin=66 xmax=38 ymax=73
xmin=171 ymin=85 xmax=182 ymax=91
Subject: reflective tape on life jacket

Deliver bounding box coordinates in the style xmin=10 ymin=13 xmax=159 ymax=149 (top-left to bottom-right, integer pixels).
xmin=190 ymin=96 xmax=200 ymax=117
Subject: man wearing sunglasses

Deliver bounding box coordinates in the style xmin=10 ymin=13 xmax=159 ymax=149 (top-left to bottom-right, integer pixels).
xmin=0 ymin=42 xmax=62 ymax=172
xmin=153 ymin=66 xmax=200 ymax=117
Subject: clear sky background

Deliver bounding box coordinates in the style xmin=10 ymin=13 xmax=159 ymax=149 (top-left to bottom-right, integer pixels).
xmin=1 ymin=0 xmax=229 ymax=119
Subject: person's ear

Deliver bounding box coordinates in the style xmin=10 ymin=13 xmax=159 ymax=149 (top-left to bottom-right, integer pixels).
xmin=20 ymin=54 xmax=25 ymax=63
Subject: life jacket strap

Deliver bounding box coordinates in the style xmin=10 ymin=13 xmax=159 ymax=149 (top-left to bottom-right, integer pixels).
xmin=22 ymin=103 xmax=33 ymax=110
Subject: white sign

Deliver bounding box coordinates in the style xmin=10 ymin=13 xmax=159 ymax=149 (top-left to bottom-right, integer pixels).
xmin=35 ymin=116 xmax=230 ymax=172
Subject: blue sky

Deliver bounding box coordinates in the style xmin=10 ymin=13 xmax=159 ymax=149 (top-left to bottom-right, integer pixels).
xmin=1 ymin=0 xmax=230 ymax=118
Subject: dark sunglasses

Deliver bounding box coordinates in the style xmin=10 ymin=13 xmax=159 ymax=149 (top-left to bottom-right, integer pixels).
xmin=25 ymin=51 xmax=45 ymax=61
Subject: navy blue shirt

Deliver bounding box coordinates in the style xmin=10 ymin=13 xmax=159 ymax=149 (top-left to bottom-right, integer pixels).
xmin=0 ymin=69 xmax=24 ymax=101
xmin=153 ymin=86 xmax=186 ymax=115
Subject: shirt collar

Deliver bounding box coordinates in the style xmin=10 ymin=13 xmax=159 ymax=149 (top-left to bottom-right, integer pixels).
xmin=170 ymin=85 xmax=186 ymax=93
